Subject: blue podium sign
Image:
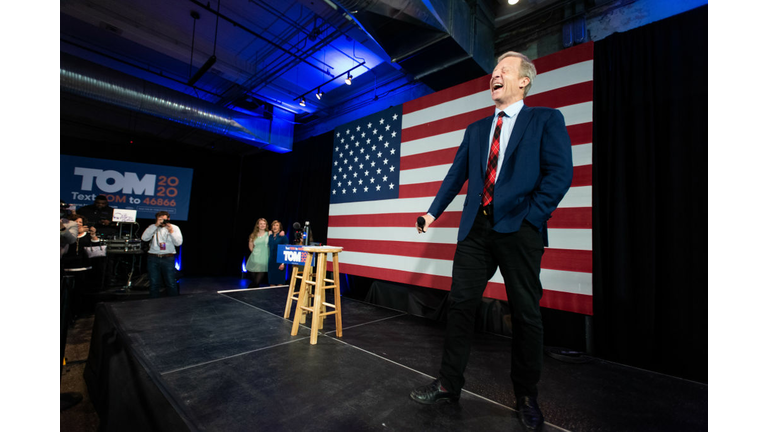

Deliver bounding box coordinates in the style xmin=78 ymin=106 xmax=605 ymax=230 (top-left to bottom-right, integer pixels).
xmin=277 ymin=245 xmax=315 ymax=266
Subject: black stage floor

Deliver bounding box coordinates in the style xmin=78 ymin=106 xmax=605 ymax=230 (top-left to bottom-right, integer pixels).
xmin=84 ymin=285 xmax=707 ymax=431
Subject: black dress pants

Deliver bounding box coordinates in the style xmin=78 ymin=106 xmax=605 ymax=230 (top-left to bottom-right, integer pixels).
xmin=439 ymin=208 xmax=545 ymax=398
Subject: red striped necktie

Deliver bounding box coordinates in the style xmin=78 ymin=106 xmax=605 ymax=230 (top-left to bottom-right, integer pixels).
xmin=482 ymin=112 xmax=506 ymax=207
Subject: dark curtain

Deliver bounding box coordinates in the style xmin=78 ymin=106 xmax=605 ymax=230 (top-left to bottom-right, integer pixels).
xmin=592 ymin=6 xmax=707 ymax=382
xmin=61 ymin=130 xmax=335 ymax=278
xmin=235 ymin=132 xmax=334 ymax=258
xmin=61 ymin=136 xmax=242 ymax=278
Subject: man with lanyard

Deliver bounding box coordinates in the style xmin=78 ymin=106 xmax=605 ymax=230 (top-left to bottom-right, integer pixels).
xmin=141 ymin=211 xmax=183 ymax=298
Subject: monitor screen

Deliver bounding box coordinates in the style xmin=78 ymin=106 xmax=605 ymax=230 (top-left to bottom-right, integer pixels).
xmin=113 ymin=209 xmax=137 ymax=223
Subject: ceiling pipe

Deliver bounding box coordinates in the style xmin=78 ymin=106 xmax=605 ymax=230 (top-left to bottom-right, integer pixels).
xmin=60 ymin=54 xmax=293 ymax=152
xmin=187 ymin=0 xmax=331 ymax=77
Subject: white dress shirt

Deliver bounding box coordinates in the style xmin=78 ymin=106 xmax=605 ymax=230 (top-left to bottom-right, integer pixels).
xmin=487 ymin=99 xmax=525 ymax=182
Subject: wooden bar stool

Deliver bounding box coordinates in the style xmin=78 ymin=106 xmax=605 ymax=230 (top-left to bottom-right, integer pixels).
xmin=290 ymin=246 xmax=343 ymax=344
xmin=283 ymin=263 xmax=314 ymax=323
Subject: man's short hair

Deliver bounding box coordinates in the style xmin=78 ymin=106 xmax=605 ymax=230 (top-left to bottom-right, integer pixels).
xmin=155 ymin=211 xmax=170 ymax=219
xmin=95 ymin=195 xmax=109 ymax=202
xmin=497 ymin=51 xmax=537 ymax=98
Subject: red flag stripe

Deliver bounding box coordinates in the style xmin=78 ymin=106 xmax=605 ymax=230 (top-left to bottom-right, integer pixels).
xmin=328 ymin=207 xmax=591 ymax=229
xmin=572 ymin=165 xmax=592 ymax=187
xmin=567 ymin=123 xmax=593 ymax=146
xmin=399 ymin=181 xmax=468 ymax=199
xmin=403 ymin=75 xmax=490 ymax=115
xmin=549 ymin=207 xmax=592 ymax=229
xmin=399 ymin=167 xmax=589 ymax=199
xmin=330 ymin=239 xmax=592 ymax=273
xmin=328 ymin=212 xmax=463 ymax=228
xmin=542 ymin=248 xmax=592 ymax=273
xmin=402 ymin=43 xmax=594 ymax=114
xmin=338 ymin=263 xmax=593 ymax=315
xmin=401 ymin=147 xmax=458 ymax=171
xmin=402 ymin=125 xmax=591 ymax=174
xmin=402 ymin=106 xmax=493 ymax=142
xmin=525 ymin=81 xmax=593 ymax=110
xmin=532 ymin=42 xmax=594 ymax=74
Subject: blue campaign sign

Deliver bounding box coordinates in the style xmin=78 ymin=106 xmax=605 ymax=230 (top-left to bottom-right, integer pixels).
xmin=60 ymin=155 xmax=194 ymax=220
xmin=277 ymin=245 xmax=315 ymax=266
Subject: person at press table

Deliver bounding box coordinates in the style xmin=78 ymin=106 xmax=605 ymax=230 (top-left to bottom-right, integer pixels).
xmin=409 ymin=51 xmax=573 ymax=432
xmin=61 ymin=214 xmax=101 ymax=321
xmin=77 ymin=194 xmax=117 ymax=237
xmin=61 ymin=214 xmax=101 ymax=269
xmin=267 ymin=220 xmax=289 ymax=286
xmin=60 ymin=201 xmax=79 ymax=258
xmin=60 ymin=203 xmax=84 ymax=411
xmin=141 ymin=211 xmax=183 ymax=298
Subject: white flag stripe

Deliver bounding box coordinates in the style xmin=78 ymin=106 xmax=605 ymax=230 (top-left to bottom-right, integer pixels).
xmin=329 ymin=227 xmax=592 ymax=250
xmin=329 ymin=195 xmax=465 ymax=216
xmin=560 ymin=102 xmax=593 ymax=126
xmin=402 ymin=92 xmax=491 ymax=129
xmin=340 ymin=251 xmax=592 ymax=295
xmin=400 ymin=164 xmax=452 ymax=184
xmin=402 ymin=138 xmax=591 ymax=168
xmin=557 ymin=186 xmax=592 ymax=208
xmin=401 ymin=130 xmax=465 ymax=156
xmin=342 ymin=250 xmax=453 ymax=276
xmin=329 ymin=185 xmax=590 ymax=216
xmin=527 ymin=61 xmax=594 ymax=97
xmin=402 ymin=61 xmax=593 ymax=128
xmin=572 ymin=143 xmax=592 ymax=167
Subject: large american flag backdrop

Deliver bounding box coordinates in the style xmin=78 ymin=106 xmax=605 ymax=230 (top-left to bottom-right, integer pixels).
xmin=327 ymin=42 xmax=594 ymax=315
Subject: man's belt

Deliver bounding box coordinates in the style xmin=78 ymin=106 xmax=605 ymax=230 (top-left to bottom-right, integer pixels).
xmin=151 ymin=253 xmax=176 ymax=258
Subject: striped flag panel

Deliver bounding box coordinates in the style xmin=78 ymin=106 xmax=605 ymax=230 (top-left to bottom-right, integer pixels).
xmin=327 ymin=43 xmax=594 ymax=315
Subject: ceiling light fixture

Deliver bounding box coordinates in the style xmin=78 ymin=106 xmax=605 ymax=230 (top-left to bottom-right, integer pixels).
xmin=299 ymin=98 xmax=306 ymax=107
xmin=294 ymin=61 xmax=365 ymax=106
xmin=508 ymin=0 xmax=520 ymax=4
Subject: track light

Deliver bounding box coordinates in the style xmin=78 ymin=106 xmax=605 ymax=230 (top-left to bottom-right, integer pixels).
xmin=345 ymin=73 xmax=352 ymax=85
xmin=508 ymin=0 xmax=520 ymax=4
xmin=299 ymin=98 xmax=306 ymax=107
xmin=316 ymin=89 xmax=323 ymax=100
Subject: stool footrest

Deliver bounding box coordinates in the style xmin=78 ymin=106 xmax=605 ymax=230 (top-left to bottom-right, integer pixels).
xmin=288 ymin=248 xmax=344 ymax=345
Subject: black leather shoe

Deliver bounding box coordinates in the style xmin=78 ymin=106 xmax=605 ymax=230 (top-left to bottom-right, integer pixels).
xmin=410 ymin=379 xmax=459 ymax=404
xmin=517 ymin=396 xmax=544 ymax=431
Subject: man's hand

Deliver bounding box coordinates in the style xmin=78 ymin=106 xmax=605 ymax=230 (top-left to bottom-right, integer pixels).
xmin=416 ymin=214 xmax=435 ymax=234
xmin=166 ymin=223 xmax=174 ymax=234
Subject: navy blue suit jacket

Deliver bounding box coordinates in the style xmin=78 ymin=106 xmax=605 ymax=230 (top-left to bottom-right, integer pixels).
xmin=427 ymin=105 xmax=573 ymax=245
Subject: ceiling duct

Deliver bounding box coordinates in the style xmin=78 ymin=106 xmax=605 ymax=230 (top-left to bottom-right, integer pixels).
xmin=325 ymin=0 xmax=495 ymax=91
xmin=59 ymin=54 xmax=293 ymax=153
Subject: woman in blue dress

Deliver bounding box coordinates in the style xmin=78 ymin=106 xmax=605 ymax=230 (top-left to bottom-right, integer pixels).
xmin=267 ymin=220 xmax=289 ymax=285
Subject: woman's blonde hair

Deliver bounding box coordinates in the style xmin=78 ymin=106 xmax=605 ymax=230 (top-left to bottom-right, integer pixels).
xmin=249 ymin=218 xmax=268 ymax=240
